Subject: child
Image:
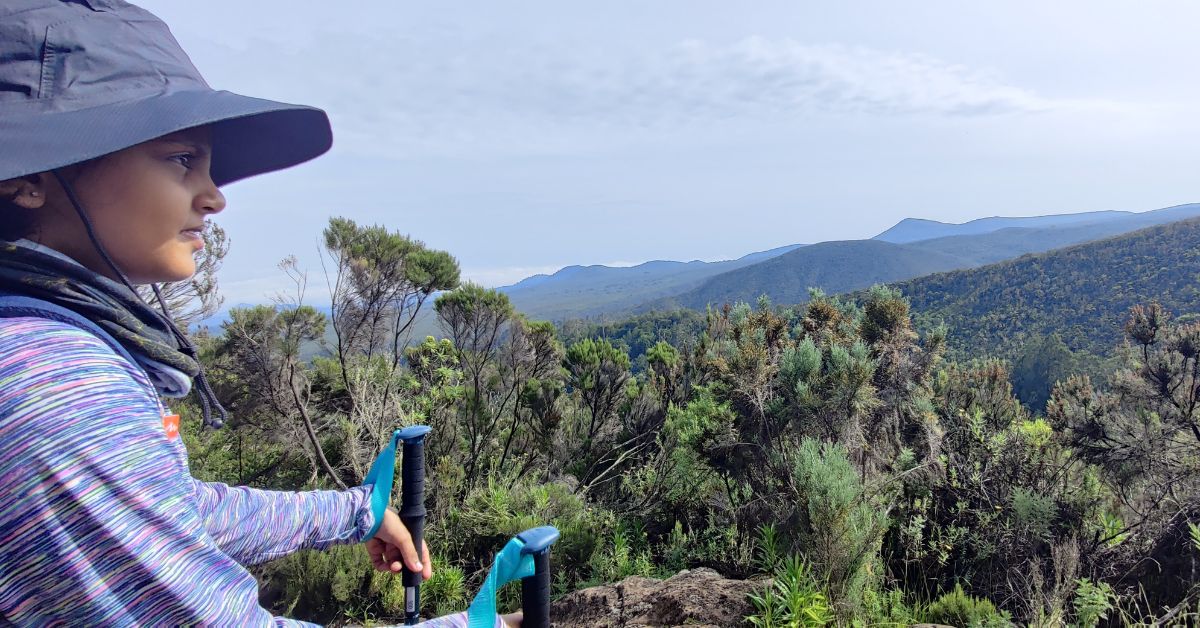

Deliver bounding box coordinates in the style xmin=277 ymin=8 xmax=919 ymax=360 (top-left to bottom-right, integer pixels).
xmin=0 ymin=2 xmax=512 ymax=626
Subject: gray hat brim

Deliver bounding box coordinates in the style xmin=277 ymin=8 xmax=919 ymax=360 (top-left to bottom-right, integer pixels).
xmin=0 ymin=89 xmax=332 ymax=187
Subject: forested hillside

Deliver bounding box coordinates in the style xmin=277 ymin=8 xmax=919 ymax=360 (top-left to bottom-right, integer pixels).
xmin=648 ymin=239 xmax=973 ymax=311
xmin=895 ymin=216 xmax=1200 ymax=359
xmin=646 ymin=205 xmax=1200 ymax=313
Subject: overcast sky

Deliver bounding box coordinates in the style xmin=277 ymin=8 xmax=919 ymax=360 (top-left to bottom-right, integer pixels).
xmin=136 ymin=1 xmax=1200 ymax=304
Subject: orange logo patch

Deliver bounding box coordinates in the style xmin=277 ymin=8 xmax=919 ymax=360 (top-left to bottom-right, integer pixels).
xmin=162 ymin=414 xmax=180 ymax=440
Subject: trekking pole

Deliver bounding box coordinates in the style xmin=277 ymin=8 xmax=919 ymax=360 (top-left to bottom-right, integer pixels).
xmin=396 ymin=425 xmax=431 ymax=626
xmin=517 ymin=526 xmax=561 ymax=628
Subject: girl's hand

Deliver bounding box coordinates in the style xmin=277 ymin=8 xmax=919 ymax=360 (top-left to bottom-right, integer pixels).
xmin=365 ymin=508 xmax=433 ymax=580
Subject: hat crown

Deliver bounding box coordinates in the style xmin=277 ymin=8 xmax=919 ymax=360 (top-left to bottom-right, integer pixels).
xmin=0 ymin=0 xmax=207 ymax=112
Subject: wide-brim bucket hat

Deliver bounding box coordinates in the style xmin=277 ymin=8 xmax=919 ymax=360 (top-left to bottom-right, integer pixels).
xmin=0 ymin=0 xmax=332 ymax=187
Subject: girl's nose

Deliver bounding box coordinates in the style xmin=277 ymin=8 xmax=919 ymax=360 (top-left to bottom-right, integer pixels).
xmin=197 ymin=179 xmax=226 ymax=214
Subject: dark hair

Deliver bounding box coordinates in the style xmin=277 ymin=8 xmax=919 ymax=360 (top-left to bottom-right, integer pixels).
xmin=0 ymin=196 xmax=37 ymax=241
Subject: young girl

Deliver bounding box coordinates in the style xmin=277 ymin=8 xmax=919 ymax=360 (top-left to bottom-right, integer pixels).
xmin=0 ymin=2 xmax=512 ymax=626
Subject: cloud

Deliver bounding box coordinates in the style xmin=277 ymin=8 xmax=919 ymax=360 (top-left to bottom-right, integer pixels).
xmin=338 ymin=37 xmax=1071 ymax=150
xmin=665 ymin=37 xmax=1053 ymax=117
xmin=190 ymin=31 xmax=1098 ymax=157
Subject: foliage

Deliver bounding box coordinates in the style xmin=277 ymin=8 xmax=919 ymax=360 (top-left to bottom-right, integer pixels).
xmin=418 ymin=563 xmax=468 ymax=618
xmin=787 ymin=439 xmax=889 ymax=618
xmin=747 ymin=557 xmax=835 ymax=628
xmin=899 ymin=217 xmax=1200 ymax=361
xmin=1010 ymin=333 xmax=1086 ymax=413
xmin=923 ymin=584 xmax=1012 ymax=627
xmin=191 ymin=214 xmax=1200 ymax=624
xmin=1071 ymin=578 xmax=1115 ymax=628
xmin=434 ymin=471 xmax=611 ymax=592
xmin=1048 ymin=303 xmax=1200 ymax=606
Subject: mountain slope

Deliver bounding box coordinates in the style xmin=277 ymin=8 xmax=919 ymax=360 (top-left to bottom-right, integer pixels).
xmin=873 ymin=210 xmax=1132 ymax=243
xmin=648 ymin=240 xmax=976 ymax=311
xmin=645 ymin=204 xmax=1200 ymax=313
xmin=894 ymin=217 xmax=1200 ymax=358
xmin=499 ymin=243 xmax=804 ymax=321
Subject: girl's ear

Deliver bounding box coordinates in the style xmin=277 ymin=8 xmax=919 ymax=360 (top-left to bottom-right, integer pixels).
xmin=0 ymin=174 xmax=48 ymax=209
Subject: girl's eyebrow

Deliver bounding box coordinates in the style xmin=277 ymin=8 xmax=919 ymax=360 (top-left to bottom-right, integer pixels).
xmin=156 ymin=134 xmax=211 ymax=154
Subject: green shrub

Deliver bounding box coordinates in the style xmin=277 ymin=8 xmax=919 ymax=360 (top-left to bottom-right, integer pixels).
xmin=789 ymin=438 xmax=889 ymax=616
xmin=269 ymin=545 xmax=375 ymax=624
xmin=746 ymin=557 xmax=835 ymax=627
xmin=859 ymin=588 xmax=920 ymax=627
xmin=436 ymin=473 xmax=611 ymax=590
xmin=584 ymin=525 xmax=656 ymax=586
xmin=421 ymin=564 xmax=468 ymax=617
xmin=924 ymin=585 xmax=1011 ymax=628
xmin=1071 ymin=578 xmax=1115 ymax=628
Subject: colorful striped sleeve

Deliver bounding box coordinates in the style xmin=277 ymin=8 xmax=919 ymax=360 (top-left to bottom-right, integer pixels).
xmin=0 ymin=317 xmax=318 ymax=626
xmin=191 ymin=480 xmax=374 ymax=565
xmin=413 ymin=611 xmax=508 ymax=627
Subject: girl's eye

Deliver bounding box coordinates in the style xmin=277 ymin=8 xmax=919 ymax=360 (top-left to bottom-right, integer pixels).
xmin=169 ymin=153 xmax=195 ymax=169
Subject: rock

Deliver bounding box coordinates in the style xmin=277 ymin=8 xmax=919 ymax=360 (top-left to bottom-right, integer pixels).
xmin=550 ymin=568 xmax=767 ymax=628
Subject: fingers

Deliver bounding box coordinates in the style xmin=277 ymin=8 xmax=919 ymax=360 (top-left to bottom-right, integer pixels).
xmin=393 ymin=534 xmax=422 ymax=574
xmin=368 ymin=510 xmax=432 ymax=576
xmin=377 ymin=510 xmax=424 ymax=573
xmin=366 ymin=538 xmax=388 ymax=572
xmin=421 ymin=540 xmax=432 ymax=580
xmin=384 ymin=540 xmax=406 ymax=573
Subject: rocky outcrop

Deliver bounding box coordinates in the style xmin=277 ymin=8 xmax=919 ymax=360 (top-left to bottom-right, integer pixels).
xmin=549 ymin=568 xmax=766 ymax=628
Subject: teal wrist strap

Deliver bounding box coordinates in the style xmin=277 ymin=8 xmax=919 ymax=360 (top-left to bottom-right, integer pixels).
xmin=361 ymin=425 xmax=430 ymax=540
xmin=466 ymin=536 xmax=535 ymax=628
xmin=361 ymin=429 xmax=402 ymax=540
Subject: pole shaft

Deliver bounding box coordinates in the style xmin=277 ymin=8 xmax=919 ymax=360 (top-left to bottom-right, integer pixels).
xmin=521 ymin=550 xmax=552 ymax=628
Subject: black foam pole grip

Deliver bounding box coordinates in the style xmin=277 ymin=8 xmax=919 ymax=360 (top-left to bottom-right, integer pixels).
xmin=400 ymin=438 xmax=427 ymax=624
xmin=521 ymin=549 xmax=552 ymax=628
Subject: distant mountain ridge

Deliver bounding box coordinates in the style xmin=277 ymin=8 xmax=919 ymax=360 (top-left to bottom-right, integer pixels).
xmin=497 ymin=243 xmax=806 ymax=321
xmin=640 ymin=203 xmax=1200 ymax=313
xmin=204 ymin=204 xmax=1200 ymax=340
xmin=872 ymin=210 xmax=1135 ymax=243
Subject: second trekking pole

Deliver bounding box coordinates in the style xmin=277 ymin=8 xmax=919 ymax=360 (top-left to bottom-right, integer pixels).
xmin=396 ymin=425 xmax=431 ymax=626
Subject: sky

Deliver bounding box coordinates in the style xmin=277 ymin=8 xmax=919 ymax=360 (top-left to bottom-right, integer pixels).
xmin=135 ymin=1 xmax=1200 ymax=304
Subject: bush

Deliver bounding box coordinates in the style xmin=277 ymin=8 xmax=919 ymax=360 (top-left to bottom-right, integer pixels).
xmin=417 ymin=563 xmax=468 ymax=618
xmin=860 ymin=588 xmax=921 ymax=627
xmin=789 ymin=438 xmax=889 ymax=617
xmin=924 ymin=584 xmax=1012 ymax=628
xmin=267 ymin=545 xmax=375 ymax=624
xmin=1071 ymin=578 xmax=1115 ymax=628
xmin=747 ymin=557 xmax=835 ymax=628
xmin=436 ymin=473 xmax=611 ymax=591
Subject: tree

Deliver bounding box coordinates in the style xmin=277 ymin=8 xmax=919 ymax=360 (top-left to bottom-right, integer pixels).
xmin=561 ymin=338 xmax=631 ymax=479
xmin=1049 ymin=304 xmax=1200 ymax=606
xmin=320 ymin=218 xmax=460 ymax=480
xmin=435 ymin=284 xmax=562 ymax=490
xmin=215 ymin=302 xmax=342 ymax=486
xmin=1011 ymin=333 xmax=1079 ymax=413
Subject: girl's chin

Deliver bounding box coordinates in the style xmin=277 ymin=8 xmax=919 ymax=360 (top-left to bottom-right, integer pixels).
xmin=143 ymin=257 xmax=197 ymax=284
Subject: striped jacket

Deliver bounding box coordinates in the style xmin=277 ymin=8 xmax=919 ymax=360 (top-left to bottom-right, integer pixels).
xmin=0 ymin=315 xmax=375 ymax=626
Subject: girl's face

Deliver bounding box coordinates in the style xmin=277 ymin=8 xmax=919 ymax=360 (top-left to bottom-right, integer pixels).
xmin=12 ymin=126 xmax=225 ymax=284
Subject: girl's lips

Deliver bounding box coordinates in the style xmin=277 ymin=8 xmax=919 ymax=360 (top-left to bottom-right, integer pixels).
xmin=180 ymin=229 xmax=204 ymax=249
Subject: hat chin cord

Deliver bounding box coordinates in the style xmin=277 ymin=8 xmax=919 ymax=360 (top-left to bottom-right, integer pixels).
xmin=50 ymin=169 xmax=228 ymax=429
